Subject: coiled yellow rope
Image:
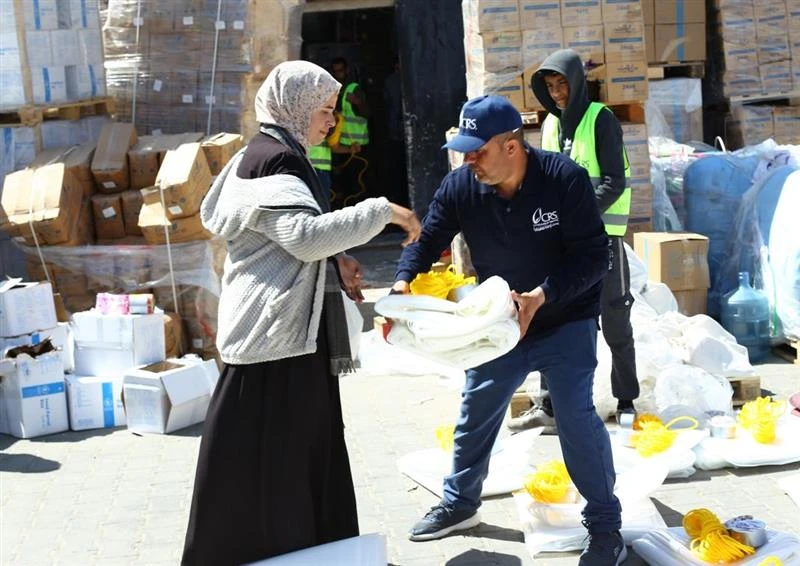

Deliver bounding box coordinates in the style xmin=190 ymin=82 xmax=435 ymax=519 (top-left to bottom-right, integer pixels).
xmin=410 ymin=267 xmax=476 ymax=299
xmin=758 ymin=557 xmax=783 ymax=565
xmin=738 ymin=397 xmax=786 ymax=444
xmin=632 ymin=412 xmax=662 ymax=431
xmin=630 ymin=415 xmax=699 ymax=457
xmin=683 ymin=508 xmax=756 ymax=562
xmin=524 ymin=460 xmax=573 ymax=503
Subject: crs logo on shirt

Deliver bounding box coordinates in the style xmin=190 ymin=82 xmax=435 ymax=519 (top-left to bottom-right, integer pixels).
xmin=531 ymin=207 xmax=559 ymax=232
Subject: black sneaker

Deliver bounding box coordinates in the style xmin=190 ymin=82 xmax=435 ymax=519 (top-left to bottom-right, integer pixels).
xmin=579 ymin=530 xmax=628 ymax=565
xmin=408 ymin=503 xmax=481 ymax=541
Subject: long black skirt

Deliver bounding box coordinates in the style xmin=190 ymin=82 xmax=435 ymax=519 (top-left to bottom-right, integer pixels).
xmin=181 ymin=328 xmax=359 ymax=565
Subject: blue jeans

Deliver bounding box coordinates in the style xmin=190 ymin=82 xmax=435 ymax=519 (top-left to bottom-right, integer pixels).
xmin=442 ymin=318 xmax=622 ymax=533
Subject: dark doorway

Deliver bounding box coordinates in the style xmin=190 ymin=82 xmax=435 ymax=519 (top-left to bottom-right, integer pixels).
xmin=302 ymin=6 xmax=409 ymax=210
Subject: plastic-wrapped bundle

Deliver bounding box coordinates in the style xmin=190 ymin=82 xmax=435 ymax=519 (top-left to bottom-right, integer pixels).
xmin=103 ymin=0 xmax=303 ymax=139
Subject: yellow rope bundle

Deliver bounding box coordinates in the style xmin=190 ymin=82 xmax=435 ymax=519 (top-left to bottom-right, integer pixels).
xmin=524 ymin=460 xmax=573 ymax=503
xmin=737 ymin=397 xmax=786 ymax=444
xmin=758 ymin=557 xmax=783 ymax=566
xmin=683 ymin=508 xmax=756 ymax=562
xmin=630 ymin=416 xmax=699 ymax=457
xmin=632 ymin=412 xmax=662 ymax=431
xmin=435 ymin=424 xmax=455 ymax=452
xmin=409 ymin=267 xmax=476 ymax=299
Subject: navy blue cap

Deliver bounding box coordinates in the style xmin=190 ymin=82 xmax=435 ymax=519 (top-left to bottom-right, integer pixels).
xmin=443 ymin=95 xmax=523 ymax=153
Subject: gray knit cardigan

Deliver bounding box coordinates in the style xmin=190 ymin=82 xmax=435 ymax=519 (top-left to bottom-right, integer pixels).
xmin=200 ymin=151 xmax=393 ymax=365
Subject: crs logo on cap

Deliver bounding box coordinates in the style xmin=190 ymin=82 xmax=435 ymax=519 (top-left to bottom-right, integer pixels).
xmin=460 ymin=117 xmax=478 ymax=130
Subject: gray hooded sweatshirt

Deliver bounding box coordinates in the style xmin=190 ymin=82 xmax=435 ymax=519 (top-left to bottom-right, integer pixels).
xmin=531 ymin=49 xmax=627 ymax=215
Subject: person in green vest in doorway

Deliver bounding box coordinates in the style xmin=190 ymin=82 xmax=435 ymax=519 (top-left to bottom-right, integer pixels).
xmin=308 ymin=111 xmax=345 ymax=203
xmin=508 ymin=48 xmax=638 ymax=434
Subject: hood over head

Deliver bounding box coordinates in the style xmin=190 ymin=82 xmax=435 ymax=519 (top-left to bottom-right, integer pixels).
xmin=255 ymin=60 xmax=341 ymax=150
xmin=531 ymin=49 xmax=590 ymax=137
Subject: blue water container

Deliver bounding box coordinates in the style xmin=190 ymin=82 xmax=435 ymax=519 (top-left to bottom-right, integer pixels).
xmin=721 ymin=272 xmax=771 ymax=363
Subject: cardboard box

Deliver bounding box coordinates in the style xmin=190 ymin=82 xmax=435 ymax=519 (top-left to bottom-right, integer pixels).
xmin=65 ymin=374 xmax=126 ymax=431
xmin=654 ymin=23 xmax=705 ymax=61
xmin=623 ymin=216 xmax=652 ymax=247
xmin=519 ymin=0 xmax=562 ymax=29
xmin=163 ymin=312 xmax=186 ymax=358
xmin=30 ymin=144 xmax=96 ymax=197
xmin=138 ymin=204 xmax=213 ymax=245
xmin=760 ymin=60 xmax=793 ymax=94
xmin=91 ymin=122 xmax=138 ymax=193
xmin=465 ymin=30 xmax=523 ymax=74
xmin=0 ymin=323 xmax=73 ymax=373
xmin=673 ymin=288 xmax=707 ymax=316
xmin=756 ymin=34 xmax=790 ymax=66
xmin=522 ymin=66 xmax=547 ymax=109
xmin=62 ymin=198 xmax=95 ymax=247
xmin=467 ymin=72 xmax=526 ymax=110
xmin=122 ymin=357 xmax=219 ymax=434
xmin=621 ymin=123 xmax=650 ymax=164
xmin=773 ymin=106 xmax=800 ymax=144
xmin=120 ymin=189 xmax=144 ymax=236
xmin=633 ymin=232 xmax=710 ymax=291
xmin=91 ymin=193 xmax=126 ymax=240
xmin=645 ymin=24 xmax=655 ymax=62
xmin=0 ymin=351 xmax=68 ymax=438
xmin=642 ymin=0 xmax=654 ymax=24
xmin=462 ymin=0 xmax=521 ymax=32
xmin=602 ymin=0 xmax=643 ymax=23
xmin=522 ymin=28 xmax=564 ymax=68
xmin=604 ymin=22 xmax=646 ymax=62
xmin=201 ymin=133 xmax=244 ymax=175
xmin=72 ymin=312 xmax=166 ymax=376
xmin=0 ymin=164 xmax=84 ymax=245
xmin=128 ymin=132 xmax=205 ymax=190
xmin=561 ymin=0 xmax=602 ymax=25
xmin=729 ymin=105 xmax=774 ymax=147
xmin=524 ymin=128 xmax=542 ymax=147
xmin=601 ymin=60 xmax=648 ymax=102
xmin=0 ymin=280 xmax=58 ymax=338
xmin=722 ymin=43 xmax=759 ymax=72
xmin=754 ymin=1 xmax=787 ymax=30
xmin=563 ymin=25 xmax=605 ymax=65
xmin=143 ymin=142 xmax=212 ymax=220
xmin=722 ymin=70 xmax=762 ymax=98
xmin=655 ymin=0 xmax=705 ymax=24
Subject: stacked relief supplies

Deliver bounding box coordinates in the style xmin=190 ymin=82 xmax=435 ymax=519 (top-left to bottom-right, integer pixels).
xmin=102 ymin=0 xmax=303 ymax=138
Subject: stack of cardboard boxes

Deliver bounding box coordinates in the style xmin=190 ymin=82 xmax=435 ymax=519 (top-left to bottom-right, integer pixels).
xmin=0 ymin=278 xmax=219 ymax=438
xmin=643 ymin=0 xmax=707 ymax=64
xmin=462 ymin=0 xmax=650 ymax=111
xmin=103 ymin=0 xmax=303 ymax=139
xmin=726 ymin=104 xmax=800 ymax=147
xmin=634 ymin=232 xmax=711 ymax=316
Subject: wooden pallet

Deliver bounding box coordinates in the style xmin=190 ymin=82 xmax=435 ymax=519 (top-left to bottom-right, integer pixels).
xmin=729 ymin=375 xmax=762 ymax=407
xmin=0 ymin=105 xmax=42 ymax=126
xmin=521 ymin=101 xmax=645 ymax=128
xmin=728 ymin=90 xmax=800 ymax=105
xmin=39 ymin=97 xmax=114 ymax=121
xmin=647 ymin=61 xmax=705 ymax=80
xmin=772 ymin=340 xmax=800 ymax=366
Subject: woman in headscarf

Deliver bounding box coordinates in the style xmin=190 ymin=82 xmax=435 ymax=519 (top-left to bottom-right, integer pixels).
xmin=181 ymin=60 xmax=420 ymax=565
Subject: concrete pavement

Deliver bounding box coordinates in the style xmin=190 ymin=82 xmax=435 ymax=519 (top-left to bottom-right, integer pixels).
xmin=2 ymin=240 xmax=799 ymax=565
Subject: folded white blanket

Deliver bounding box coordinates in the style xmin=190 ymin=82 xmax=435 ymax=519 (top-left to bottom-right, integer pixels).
xmin=374 ymin=276 xmax=520 ymax=370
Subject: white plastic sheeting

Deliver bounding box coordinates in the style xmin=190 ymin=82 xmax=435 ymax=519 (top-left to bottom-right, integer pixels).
xmin=250 ymin=534 xmax=387 ymax=565
xmin=633 ymin=527 xmax=800 ymax=566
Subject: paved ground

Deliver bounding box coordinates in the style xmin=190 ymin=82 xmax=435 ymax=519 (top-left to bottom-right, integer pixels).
xmin=1 ymin=238 xmax=799 ymax=565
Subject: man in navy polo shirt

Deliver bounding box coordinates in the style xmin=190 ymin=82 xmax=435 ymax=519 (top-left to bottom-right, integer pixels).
xmin=392 ymin=96 xmax=625 ymax=565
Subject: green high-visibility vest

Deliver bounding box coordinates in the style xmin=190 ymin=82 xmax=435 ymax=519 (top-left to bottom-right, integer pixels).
xmin=541 ymin=102 xmax=631 ymax=236
xmin=308 ymin=143 xmax=331 ymax=171
xmin=340 ymin=82 xmax=369 ymax=146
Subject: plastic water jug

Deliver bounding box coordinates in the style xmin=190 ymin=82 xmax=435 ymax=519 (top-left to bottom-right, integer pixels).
xmin=721 ymin=272 xmax=770 ymax=363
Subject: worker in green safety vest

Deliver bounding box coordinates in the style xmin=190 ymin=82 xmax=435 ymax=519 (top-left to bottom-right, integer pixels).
xmin=509 ymin=49 xmax=638 ymax=435
xmin=331 ymin=57 xmax=370 ymax=150
xmin=308 ymin=111 xmax=345 ymax=202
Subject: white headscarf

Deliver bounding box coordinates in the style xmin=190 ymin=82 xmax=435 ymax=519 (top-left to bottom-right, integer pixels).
xmin=254 ymin=60 xmax=341 ymax=150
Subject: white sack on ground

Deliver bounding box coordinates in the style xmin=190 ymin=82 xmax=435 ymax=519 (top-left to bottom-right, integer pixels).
xmin=625 ymin=242 xmax=647 ymax=294
xmin=654 ymin=365 xmax=733 ymax=415
xmin=375 ymin=276 xmax=519 ymax=369
xmin=397 ymin=428 xmax=542 ymax=498
xmin=251 ymin=533 xmax=387 ymax=565
xmin=633 ymin=527 xmax=800 ymax=566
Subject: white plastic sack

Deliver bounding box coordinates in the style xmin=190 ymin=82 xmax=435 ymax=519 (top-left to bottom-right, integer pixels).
xmin=676 ymin=315 xmax=754 ymax=377
xmin=640 ymin=282 xmax=678 ymax=315
xmin=633 ymin=527 xmax=800 ymax=566
xmin=694 ymin=412 xmax=800 ymax=470
xmin=397 ymin=428 xmax=542 ymax=498
xmin=654 ymin=365 xmax=733 ymax=416
xmin=249 ymin=533 xmax=386 ymax=565
xmin=375 ymin=276 xmax=519 ymax=369
xmin=625 ymin=243 xmax=647 ymax=294
xmin=342 ymin=292 xmax=364 ymax=362
xmin=611 ymin=428 xmax=707 ymax=479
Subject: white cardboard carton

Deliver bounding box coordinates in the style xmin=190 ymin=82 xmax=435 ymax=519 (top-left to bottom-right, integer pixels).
xmin=123 ymin=357 xmax=218 ymax=434
xmin=65 ymin=374 xmax=125 ymax=431
xmin=0 ymin=351 xmax=68 ymax=438
xmin=72 ymin=311 xmax=165 ymax=376
xmin=0 ymin=323 xmax=73 ymax=372
xmin=0 ymin=280 xmax=58 ymax=338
